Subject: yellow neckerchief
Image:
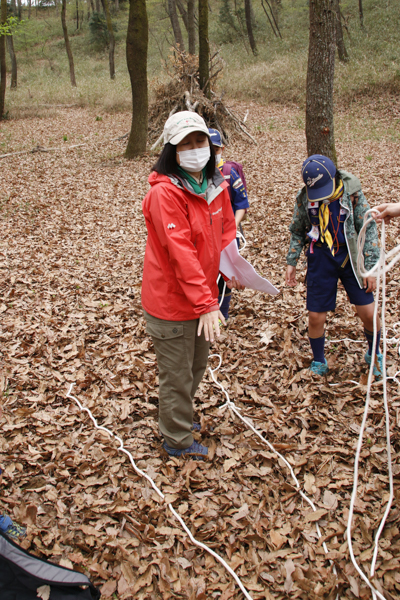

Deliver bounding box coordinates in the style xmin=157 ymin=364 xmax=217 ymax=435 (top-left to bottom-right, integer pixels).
xmin=216 ymin=155 xmax=224 ymax=170
xmin=318 ymin=180 xmax=344 ymax=255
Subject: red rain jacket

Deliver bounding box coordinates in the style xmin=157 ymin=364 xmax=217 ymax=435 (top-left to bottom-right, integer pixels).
xmin=142 ymin=170 xmax=236 ymax=321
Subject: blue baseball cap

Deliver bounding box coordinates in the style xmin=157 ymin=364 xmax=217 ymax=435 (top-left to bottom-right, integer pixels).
xmin=302 ymin=154 xmax=336 ymax=201
xmin=208 ymin=128 xmax=223 ymax=147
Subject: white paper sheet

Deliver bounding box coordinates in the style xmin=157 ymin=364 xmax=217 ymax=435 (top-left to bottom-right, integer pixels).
xmin=219 ymin=239 xmax=280 ymax=295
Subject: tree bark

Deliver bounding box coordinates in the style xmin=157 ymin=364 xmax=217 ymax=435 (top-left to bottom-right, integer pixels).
xmin=305 ymin=0 xmax=337 ymax=163
xmin=335 ymin=0 xmax=348 ymax=62
xmin=198 ymin=0 xmax=209 ymax=96
xmin=95 ymin=0 xmax=101 ymax=12
xmin=102 ymin=0 xmax=115 ymax=79
xmin=17 ymin=0 xmax=21 ymax=19
xmin=187 ymin=0 xmax=195 ymax=54
xmin=244 ymin=0 xmax=257 ymax=55
xmin=168 ymin=0 xmax=185 ymax=51
xmin=0 ymin=0 xmax=6 ymax=120
xmin=6 ymin=36 xmax=17 ymax=89
xmin=76 ymin=0 xmax=79 ymax=28
xmin=125 ymin=0 xmax=148 ymax=158
xmin=61 ymin=0 xmax=77 ymax=87
xmin=28 ymin=0 xmax=31 ymax=18
xmin=114 ymin=0 xmax=119 ymax=11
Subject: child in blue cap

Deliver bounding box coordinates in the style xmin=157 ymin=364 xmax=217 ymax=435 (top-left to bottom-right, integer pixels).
xmin=285 ymin=155 xmax=382 ymax=377
xmin=209 ymin=128 xmax=250 ymax=320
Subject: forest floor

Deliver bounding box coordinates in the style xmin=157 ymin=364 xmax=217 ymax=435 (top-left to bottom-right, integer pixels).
xmin=1 ymin=97 xmax=400 ymax=600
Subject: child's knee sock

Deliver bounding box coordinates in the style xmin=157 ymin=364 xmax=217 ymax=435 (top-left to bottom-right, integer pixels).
xmin=364 ymin=328 xmax=381 ymax=356
xmin=218 ymin=293 xmax=231 ymax=320
xmin=309 ymin=334 xmax=325 ymax=363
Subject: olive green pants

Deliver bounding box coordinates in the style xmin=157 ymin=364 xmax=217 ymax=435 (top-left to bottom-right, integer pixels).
xmin=144 ymin=311 xmax=210 ymax=449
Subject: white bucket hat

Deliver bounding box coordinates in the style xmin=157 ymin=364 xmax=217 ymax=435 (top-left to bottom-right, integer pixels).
xmin=163 ymin=111 xmax=210 ymax=146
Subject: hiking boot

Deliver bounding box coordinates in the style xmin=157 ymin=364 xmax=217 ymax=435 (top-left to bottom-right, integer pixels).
xmin=365 ymin=351 xmax=384 ymax=380
xmin=163 ymin=440 xmax=208 ymax=459
xmin=309 ymin=359 xmax=329 ymax=375
xmin=0 ymin=514 xmax=26 ymax=541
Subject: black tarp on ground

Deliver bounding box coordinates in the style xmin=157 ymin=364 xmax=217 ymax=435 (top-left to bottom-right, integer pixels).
xmin=0 ymin=531 xmax=100 ymax=600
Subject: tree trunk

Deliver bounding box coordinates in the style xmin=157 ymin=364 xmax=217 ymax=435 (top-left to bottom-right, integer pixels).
xmin=176 ymin=0 xmax=188 ymax=31
xmin=0 ymin=0 xmax=6 ymax=120
xmin=270 ymin=0 xmax=281 ymax=26
xmin=95 ymin=0 xmax=100 ymax=12
xmin=17 ymin=0 xmax=21 ymax=19
xmin=10 ymin=0 xmax=16 ymax=15
xmin=102 ymin=0 xmax=115 ymax=79
xmin=187 ymin=0 xmax=195 ymax=54
xmin=244 ymin=0 xmax=257 ymax=55
xmin=61 ymin=0 xmax=77 ymax=87
xmin=198 ymin=0 xmax=209 ymax=96
xmin=358 ymin=0 xmax=363 ymax=29
xmin=125 ymin=0 xmax=148 ymax=158
xmin=76 ymin=0 xmax=79 ymax=28
xmin=28 ymin=0 xmax=31 ymax=18
xmin=6 ymin=36 xmax=17 ymax=89
xmin=114 ymin=0 xmax=119 ymax=11
xmin=335 ymin=0 xmax=348 ymax=62
xmin=305 ymin=0 xmax=337 ymax=163
xmin=168 ymin=0 xmax=185 ymax=51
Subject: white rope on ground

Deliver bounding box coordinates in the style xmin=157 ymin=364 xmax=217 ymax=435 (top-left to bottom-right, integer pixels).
xmin=66 ymin=383 xmax=254 ymax=600
xmin=346 ymin=208 xmax=400 ymax=600
xmin=208 ymin=355 xmax=338 ymax=584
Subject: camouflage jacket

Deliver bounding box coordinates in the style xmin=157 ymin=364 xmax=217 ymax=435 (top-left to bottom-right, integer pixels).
xmin=286 ymin=170 xmax=380 ymax=288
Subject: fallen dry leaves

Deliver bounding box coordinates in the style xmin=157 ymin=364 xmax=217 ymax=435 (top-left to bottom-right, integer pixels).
xmin=1 ymin=96 xmax=400 ymax=599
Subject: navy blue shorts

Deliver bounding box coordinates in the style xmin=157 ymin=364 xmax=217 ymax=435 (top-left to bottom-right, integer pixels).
xmin=306 ymin=244 xmax=374 ymax=313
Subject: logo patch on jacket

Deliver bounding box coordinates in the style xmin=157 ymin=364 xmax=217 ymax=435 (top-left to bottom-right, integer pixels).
xmin=212 ymin=207 xmax=222 ymax=216
xmin=232 ymin=178 xmax=243 ymax=190
xmin=167 ymin=223 xmax=176 ymax=229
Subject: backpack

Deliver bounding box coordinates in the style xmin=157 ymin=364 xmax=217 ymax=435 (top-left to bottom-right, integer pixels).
xmin=0 ymin=531 xmax=100 ymax=600
xmin=221 ymin=161 xmax=247 ymax=201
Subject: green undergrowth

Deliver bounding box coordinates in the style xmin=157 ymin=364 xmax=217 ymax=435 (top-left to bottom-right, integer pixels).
xmin=2 ymin=0 xmax=400 ymax=117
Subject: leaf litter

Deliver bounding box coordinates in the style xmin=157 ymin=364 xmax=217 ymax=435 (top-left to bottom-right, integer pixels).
xmin=0 ymin=96 xmax=400 ymax=599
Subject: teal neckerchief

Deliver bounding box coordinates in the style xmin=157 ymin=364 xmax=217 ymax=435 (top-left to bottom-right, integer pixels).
xmin=178 ymin=167 xmax=207 ymax=196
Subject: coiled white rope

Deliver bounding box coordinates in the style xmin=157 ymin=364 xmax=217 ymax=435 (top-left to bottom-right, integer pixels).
xmin=66 ymin=383 xmax=254 ymax=600
xmin=346 ymin=209 xmax=399 ymax=600
xmin=208 ymin=355 xmax=338 ymax=584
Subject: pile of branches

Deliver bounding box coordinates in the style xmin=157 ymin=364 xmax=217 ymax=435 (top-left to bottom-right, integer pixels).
xmin=148 ymin=49 xmax=256 ymax=149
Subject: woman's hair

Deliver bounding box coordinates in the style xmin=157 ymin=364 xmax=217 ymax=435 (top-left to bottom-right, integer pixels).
xmin=335 ymin=171 xmax=342 ymax=187
xmin=152 ymin=138 xmax=216 ymax=180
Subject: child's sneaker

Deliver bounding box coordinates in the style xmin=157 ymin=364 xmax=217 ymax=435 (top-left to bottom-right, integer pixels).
xmin=309 ymin=358 xmax=329 ymax=375
xmin=365 ymin=351 xmax=384 ymax=380
xmin=0 ymin=513 xmax=27 ymax=541
xmin=163 ymin=440 xmax=208 ymax=459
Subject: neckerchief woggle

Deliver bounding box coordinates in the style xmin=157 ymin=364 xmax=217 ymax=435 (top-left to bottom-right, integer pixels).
xmin=307 ymin=180 xmax=344 ymax=255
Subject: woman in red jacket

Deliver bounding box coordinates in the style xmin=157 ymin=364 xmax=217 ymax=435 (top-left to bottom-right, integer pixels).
xmin=142 ymin=111 xmax=243 ymax=458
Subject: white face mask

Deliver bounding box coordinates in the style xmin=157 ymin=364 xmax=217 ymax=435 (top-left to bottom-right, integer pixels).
xmin=178 ymin=146 xmax=211 ymax=173
xmin=215 ymin=153 xmax=222 ymax=165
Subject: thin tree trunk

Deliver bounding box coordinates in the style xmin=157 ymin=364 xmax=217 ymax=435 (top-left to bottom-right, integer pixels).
xmin=17 ymin=0 xmax=21 ymax=19
xmin=61 ymin=0 xmax=77 ymax=87
xmin=28 ymin=0 xmax=31 ymax=18
xmin=95 ymin=0 xmax=101 ymax=12
xmin=103 ymin=0 xmax=115 ymax=79
xmin=358 ymin=0 xmax=363 ymax=29
xmin=176 ymin=0 xmax=188 ymax=31
xmin=125 ymin=0 xmax=148 ymax=158
xmin=0 ymin=0 xmax=6 ymax=120
xmin=198 ymin=0 xmax=209 ymax=96
xmin=244 ymin=0 xmax=257 ymax=55
xmin=335 ymin=0 xmax=348 ymax=62
xmin=168 ymin=0 xmax=185 ymax=51
xmin=187 ymin=0 xmax=195 ymax=54
xmin=305 ymin=0 xmax=337 ymax=163
xmin=114 ymin=0 xmax=119 ymax=11
xmin=76 ymin=0 xmax=79 ymax=28
xmin=6 ymin=36 xmax=17 ymax=89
